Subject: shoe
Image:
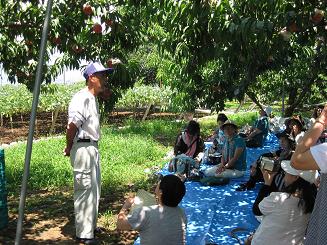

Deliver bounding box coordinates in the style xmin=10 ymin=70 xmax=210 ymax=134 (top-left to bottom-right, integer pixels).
xmin=76 ymin=237 xmax=98 ymax=244
xmin=94 ymin=226 xmax=107 ymax=235
xmin=246 ymin=184 xmax=255 ymax=190
xmin=236 ymin=183 xmax=247 ymax=191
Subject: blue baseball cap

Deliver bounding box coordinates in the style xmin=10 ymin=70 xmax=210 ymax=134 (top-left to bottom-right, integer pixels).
xmin=83 ymin=62 xmax=114 ymax=80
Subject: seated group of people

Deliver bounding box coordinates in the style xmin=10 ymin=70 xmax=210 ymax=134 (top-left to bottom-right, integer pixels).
xmin=116 ymin=104 xmax=327 ymax=245
xmin=172 ymin=106 xmax=272 ymax=180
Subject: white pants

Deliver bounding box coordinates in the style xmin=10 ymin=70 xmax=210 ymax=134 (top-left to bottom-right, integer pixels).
xmin=204 ymin=166 xmax=245 ymax=178
xmin=70 ymin=141 xmax=101 ymax=239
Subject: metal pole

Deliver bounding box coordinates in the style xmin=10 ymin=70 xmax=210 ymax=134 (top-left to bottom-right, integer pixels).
xmin=282 ymin=80 xmax=285 ymax=117
xmin=15 ymin=1 xmax=53 ymax=244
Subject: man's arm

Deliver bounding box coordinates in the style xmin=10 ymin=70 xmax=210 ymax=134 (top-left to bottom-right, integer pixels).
xmin=225 ymin=147 xmax=244 ymax=169
xmin=246 ymin=128 xmax=262 ymax=139
xmin=116 ymin=197 xmax=134 ymax=230
xmin=216 ymin=147 xmax=244 ymax=174
xmin=291 ymin=104 xmax=327 ymax=170
xmin=64 ymin=122 xmax=78 ymax=157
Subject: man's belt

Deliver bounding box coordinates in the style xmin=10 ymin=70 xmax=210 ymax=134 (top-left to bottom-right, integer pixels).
xmin=77 ymin=138 xmax=97 ymax=143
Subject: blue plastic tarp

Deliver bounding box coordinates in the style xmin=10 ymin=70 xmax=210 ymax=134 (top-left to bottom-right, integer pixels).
xmin=135 ymin=133 xmax=280 ymax=245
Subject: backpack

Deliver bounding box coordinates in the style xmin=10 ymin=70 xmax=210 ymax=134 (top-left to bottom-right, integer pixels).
xmin=168 ymin=154 xmax=199 ymax=178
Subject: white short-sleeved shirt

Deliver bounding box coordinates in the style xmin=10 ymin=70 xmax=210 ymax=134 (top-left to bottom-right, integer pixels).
xmin=68 ymin=88 xmax=100 ymax=141
xmin=127 ymin=205 xmax=187 ymax=245
xmin=311 ymin=143 xmax=327 ymax=173
xmin=252 ymin=192 xmax=310 ymax=245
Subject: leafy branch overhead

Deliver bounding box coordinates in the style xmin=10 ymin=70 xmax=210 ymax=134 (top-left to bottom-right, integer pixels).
xmin=0 ymin=0 xmax=146 ymax=92
xmin=0 ymin=0 xmax=326 ymax=116
xmin=151 ymin=0 xmax=327 ymax=114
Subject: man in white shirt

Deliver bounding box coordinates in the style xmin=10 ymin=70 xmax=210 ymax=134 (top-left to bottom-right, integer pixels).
xmin=64 ymin=62 xmax=113 ymax=244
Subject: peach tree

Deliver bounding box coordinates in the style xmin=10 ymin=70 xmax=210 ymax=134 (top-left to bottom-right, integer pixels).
xmin=0 ymin=0 xmax=151 ymax=110
xmin=150 ymin=0 xmax=327 ymax=115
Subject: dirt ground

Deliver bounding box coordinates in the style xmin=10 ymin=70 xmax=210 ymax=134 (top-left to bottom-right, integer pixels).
xmin=0 ymin=111 xmax=176 ymax=245
xmin=1 ymin=187 xmax=139 ymax=245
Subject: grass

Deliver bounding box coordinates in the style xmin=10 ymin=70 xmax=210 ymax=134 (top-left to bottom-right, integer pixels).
xmin=198 ymin=111 xmax=258 ymax=137
xmin=5 ymin=114 xmax=257 ymax=192
xmin=5 ymin=119 xmax=185 ymax=193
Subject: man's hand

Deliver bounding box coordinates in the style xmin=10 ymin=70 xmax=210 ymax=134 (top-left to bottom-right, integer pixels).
xmin=63 ymin=147 xmax=71 ymax=157
xmin=261 ymin=169 xmax=277 ymax=186
xmin=123 ymin=197 xmax=134 ymax=210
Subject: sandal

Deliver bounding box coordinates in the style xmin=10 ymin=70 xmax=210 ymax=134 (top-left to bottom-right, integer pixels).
xmin=235 ymin=183 xmax=247 ymax=191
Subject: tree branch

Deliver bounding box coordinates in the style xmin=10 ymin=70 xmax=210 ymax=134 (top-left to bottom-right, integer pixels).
xmin=0 ymin=22 xmax=39 ymax=29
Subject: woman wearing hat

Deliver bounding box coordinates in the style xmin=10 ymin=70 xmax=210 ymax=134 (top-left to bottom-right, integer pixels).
xmin=249 ymin=160 xmax=317 ymax=245
xmin=204 ymin=120 xmax=247 ymax=178
xmin=288 ymin=115 xmax=306 ymax=144
xmin=291 ymin=103 xmax=327 ymax=244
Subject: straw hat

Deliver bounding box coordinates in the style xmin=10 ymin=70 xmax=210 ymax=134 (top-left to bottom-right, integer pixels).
xmin=221 ymin=120 xmax=238 ymax=130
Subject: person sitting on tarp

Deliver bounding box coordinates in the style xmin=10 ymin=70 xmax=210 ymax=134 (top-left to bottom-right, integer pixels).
xmin=203 ymin=113 xmax=228 ymax=164
xmin=174 ymin=120 xmax=205 ymax=162
xmin=241 ymin=107 xmax=270 ymax=148
xmin=206 ymin=113 xmax=228 ymax=146
xmin=116 ymin=174 xmax=187 ymax=245
xmin=287 ymin=115 xmax=306 ymax=144
xmin=236 ymin=131 xmax=295 ymax=191
xmin=167 ymin=120 xmax=205 ymax=179
xmin=247 ymin=160 xmax=317 ymax=245
xmin=204 ymin=120 xmax=247 ymax=178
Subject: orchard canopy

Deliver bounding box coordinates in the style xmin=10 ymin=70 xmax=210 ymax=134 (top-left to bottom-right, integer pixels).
xmin=0 ymin=0 xmax=326 ymax=115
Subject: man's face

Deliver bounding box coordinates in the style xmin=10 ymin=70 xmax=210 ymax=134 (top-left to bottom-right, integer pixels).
xmin=90 ymin=72 xmax=108 ymax=94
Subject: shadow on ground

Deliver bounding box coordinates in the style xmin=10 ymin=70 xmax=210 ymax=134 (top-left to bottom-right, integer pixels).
xmin=0 ymin=188 xmax=138 ymax=244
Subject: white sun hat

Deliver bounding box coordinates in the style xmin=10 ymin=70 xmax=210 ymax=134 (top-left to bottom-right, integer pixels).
xmin=281 ymin=160 xmax=318 ymax=184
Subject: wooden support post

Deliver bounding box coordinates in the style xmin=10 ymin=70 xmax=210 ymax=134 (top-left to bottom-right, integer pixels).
xmin=49 ymin=107 xmax=60 ymax=135
xmin=142 ymin=104 xmax=152 ymax=122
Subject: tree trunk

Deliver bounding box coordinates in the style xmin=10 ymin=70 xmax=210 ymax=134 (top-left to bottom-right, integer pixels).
xmin=10 ymin=115 xmax=13 ymax=133
xmin=234 ymin=100 xmax=244 ymax=113
xmin=245 ymin=91 xmax=263 ymax=111
xmin=285 ymin=78 xmax=316 ymax=117
xmin=49 ymin=107 xmax=60 ymax=135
